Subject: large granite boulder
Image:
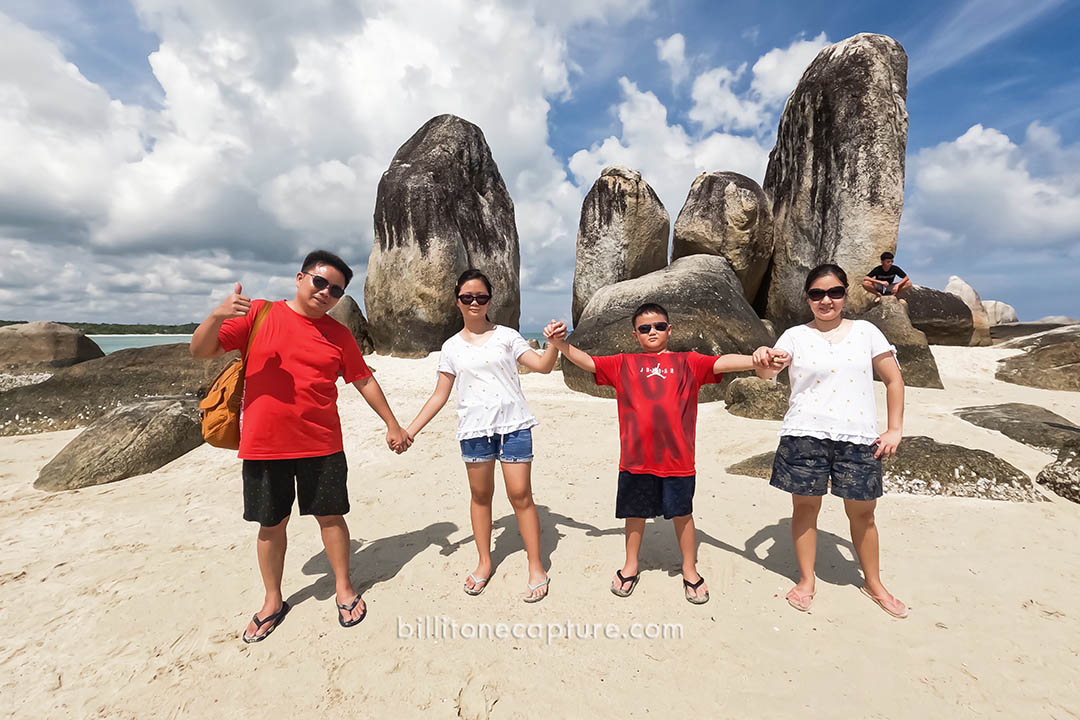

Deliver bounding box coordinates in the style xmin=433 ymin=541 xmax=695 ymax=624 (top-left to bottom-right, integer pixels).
xmin=724 ymin=377 xmax=789 ymax=420
xmin=0 ymin=322 xmax=104 ymax=371
xmin=903 ymin=285 xmax=974 ymax=346
xmin=1037 ymin=436 xmax=1080 ymax=504
xmin=995 ymin=337 xmax=1080 ymax=392
xmin=563 ymin=255 xmax=774 ymax=402
xmin=982 ymin=300 xmax=1018 ymax=326
xmin=0 ymin=344 xmax=233 ymax=436
xmin=944 ymin=275 xmax=992 ymax=346
xmin=955 ymin=403 xmax=1080 ymax=455
xmin=328 ymin=295 xmax=375 ymax=355
xmin=846 ymin=297 xmax=943 ymax=389
xmin=365 ymin=114 xmax=520 ymax=357
xmin=34 ymin=398 xmax=203 ymax=491
xmin=759 ymin=33 xmax=908 ymax=328
xmin=1000 ymin=324 xmax=1080 ymax=352
xmin=671 ymin=171 xmax=772 ymax=302
xmin=572 ymin=166 xmax=669 ymax=325
xmin=991 ymin=321 xmax=1078 ymax=342
xmin=727 ymin=436 xmax=1042 ymax=502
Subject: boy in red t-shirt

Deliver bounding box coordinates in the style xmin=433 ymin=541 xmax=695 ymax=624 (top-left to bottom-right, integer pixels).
xmin=547 ymin=303 xmax=787 ymax=604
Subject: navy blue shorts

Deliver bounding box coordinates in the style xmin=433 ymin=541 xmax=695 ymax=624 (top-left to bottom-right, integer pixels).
xmin=616 ymin=471 xmax=695 ymax=519
xmin=769 ymin=435 xmax=883 ymax=501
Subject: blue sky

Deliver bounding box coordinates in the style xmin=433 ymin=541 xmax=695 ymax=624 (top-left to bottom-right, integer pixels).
xmin=1 ymin=0 xmax=1078 ymax=327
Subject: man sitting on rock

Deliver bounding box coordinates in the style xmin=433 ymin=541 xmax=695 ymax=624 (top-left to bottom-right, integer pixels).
xmin=190 ymin=250 xmax=412 ymax=643
xmin=863 ymin=252 xmax=911 ymax=300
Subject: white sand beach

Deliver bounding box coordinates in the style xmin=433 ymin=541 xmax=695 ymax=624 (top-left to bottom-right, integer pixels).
xmin=2 ymin=345 xmax=1079 ymax=718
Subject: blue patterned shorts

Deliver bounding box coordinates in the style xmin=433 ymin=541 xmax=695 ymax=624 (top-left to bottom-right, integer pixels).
xmin=459 ymin=428 xmax=533 ymax=463
xmin=770 ymin=435 xmax=883 ymax=501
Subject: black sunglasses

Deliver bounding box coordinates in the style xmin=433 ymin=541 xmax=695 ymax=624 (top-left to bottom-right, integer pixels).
xmin=807 ymin=286 xmax=846 ymax=302
xmin=636 ymin=321 xmax=670 ymax=334
xmin=457 ymin=293 xmax=491 ymax=306
xmin=303 ymin=272 xmax=345 ymax=299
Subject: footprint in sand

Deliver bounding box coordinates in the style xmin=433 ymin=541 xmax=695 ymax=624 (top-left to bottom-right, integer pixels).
xmin=456 ymin=673 xmax=500 ymax=720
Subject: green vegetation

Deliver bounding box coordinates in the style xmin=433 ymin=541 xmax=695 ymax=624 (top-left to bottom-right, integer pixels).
xmin=0 ymin=320 xmax=199 ymax=334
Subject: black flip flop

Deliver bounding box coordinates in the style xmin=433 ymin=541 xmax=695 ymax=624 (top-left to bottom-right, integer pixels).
xmin=337 ymin=594 xmax=367 ymax=628
xmin=242 ymin=601 xmax=290 ymax=643
xmin=684 ymin=576 xmax=709 ymax=605
xmin=611 ymin=570 xmax=639 ymax=598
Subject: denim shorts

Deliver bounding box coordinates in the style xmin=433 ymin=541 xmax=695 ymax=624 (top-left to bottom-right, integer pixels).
xmin=769 ymin=435 xmax=883 ymax=501
xmin=459 ymin=428 xmax=534 ymax=463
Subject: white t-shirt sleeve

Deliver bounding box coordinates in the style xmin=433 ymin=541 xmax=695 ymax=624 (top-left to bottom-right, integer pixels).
xmin=774 ymin=328 xmax=797 ymax=358
xmin=507 ymin=329 xmax=533 ymax=360
xmin=436 ymin=340 xmax=457 ymax=376
xmin=865 ymin=322 xmax=896 ymax=358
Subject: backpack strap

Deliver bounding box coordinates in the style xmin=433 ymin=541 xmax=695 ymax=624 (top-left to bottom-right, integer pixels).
xmin=243 ymin=301 xmax=274 ymax=360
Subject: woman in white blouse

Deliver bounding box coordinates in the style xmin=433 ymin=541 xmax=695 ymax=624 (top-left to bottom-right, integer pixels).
xmin=756 ymin=263 xmax=908 ymax=619
xmin=406 ymin=269 xmax=565 ymax=602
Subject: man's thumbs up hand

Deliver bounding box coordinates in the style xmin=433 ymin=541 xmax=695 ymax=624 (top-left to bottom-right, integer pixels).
xmin=214 ymin=282 xmax=252 ymax=319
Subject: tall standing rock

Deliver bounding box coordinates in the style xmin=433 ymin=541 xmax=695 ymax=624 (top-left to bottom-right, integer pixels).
xmin=672 ymin=171 xmax=773 ymax=302
xmin=365 ymin=114 xmax=520 ymax=356
xmin=760 ymin=33 xmax=909 ymax=329
xmin=572 ymin=166 xmax=669 ymax=325
xmin=944 ymin=275 xmax=992 ymax=346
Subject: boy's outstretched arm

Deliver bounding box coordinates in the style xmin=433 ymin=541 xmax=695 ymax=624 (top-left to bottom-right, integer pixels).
xmin=716 ymin=346 xmax=790 ymax=375
xmin=545 ymin=325 xmax=596 ymax=373
xmin=353 ymin=375 xmax=412 ymax=453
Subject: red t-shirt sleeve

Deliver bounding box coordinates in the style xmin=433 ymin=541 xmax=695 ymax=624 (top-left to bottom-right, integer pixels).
xmin=340 ymin=333 xmax=372 ymax=384
xmin=592 ymin=354 xmax=621 ymax=387
xmin=691 ymin=351 xmax=723 ymax=386
xmin=217 ymin=300 xmax=262 ymax=353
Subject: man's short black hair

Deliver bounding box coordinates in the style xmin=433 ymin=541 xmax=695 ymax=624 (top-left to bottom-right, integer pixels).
xmin=302 ymin=250 xmax=354 ymax=286
xmin=631 ymin=302 xmax=669 ymax=326
xmin=880 ymin=251 xmax=895 ymax=261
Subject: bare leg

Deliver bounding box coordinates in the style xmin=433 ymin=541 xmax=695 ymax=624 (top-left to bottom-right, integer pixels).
xmin=895 ymin=277 xmax=913 ymax=298
xmin=861 ymin=278 xmax=882 ymax=298
xmin=845 ymin=499 xmax=907 ymax=616
xmin=245 ymin=515 xmax=289 ymax=639
xmin=464 ymin=461 xmax=496 ymax=592
xmin=613 ymin=518 xmax=645 ymax=592
xmin=315 ymin=514 xmax=364 ymax=623
xmin=673 ymin=514 xmax=708 ymax=600
xmin=501 ymin=461 xmax=547 ymax=600
xmin=791 ymin=494 xmax=822 ymax=595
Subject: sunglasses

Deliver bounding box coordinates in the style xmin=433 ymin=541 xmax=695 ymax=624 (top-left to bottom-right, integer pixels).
xmin=636 ymin=321 xmax=670 ymax=334
xmin=303 ymin=272 xmax=345 ymax=299
xmin=807 ymin=286 xmax=847 ymax=302
xmin=457 ymin=293 xmax=491 ymax=306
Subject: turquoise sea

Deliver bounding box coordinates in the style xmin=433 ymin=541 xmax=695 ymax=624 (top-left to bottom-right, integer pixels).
xmin=90 ymin=331 xmax=544 ymax=354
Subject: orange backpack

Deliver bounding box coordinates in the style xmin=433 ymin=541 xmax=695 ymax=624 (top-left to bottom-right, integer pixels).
xmin=199 ymin=301 xmax=274 ymax=450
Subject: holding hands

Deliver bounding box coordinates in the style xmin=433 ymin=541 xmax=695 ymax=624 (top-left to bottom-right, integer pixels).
xmin=542 ymin=319 xmax=568 ymax=345
xmin=387 ymin=425 xmax=412 ymax=454
xmin=752 ymin=346 xmax=791 ymax=371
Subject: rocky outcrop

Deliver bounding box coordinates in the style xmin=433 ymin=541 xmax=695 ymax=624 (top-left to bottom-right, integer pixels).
xmin=944 ymin=275 xmax=992 ymax=346
xmin=760 ymin=33 xmax=909 ymax=328
xmin=727 ymin=436 xmax=1043 ymax=502
xmin=0 ymin=344 xmax=233 ymax=436
xmin=328 ymin=295 xmax=375 ymax=355
xmin=1037 ymin=436 xmax=1080 ymax=504
xmin=572 ymin=167 xmax=669 ymax=325
xmin=671 ymin=171 xmax=772 ymax=302
xmin=847 ymin=297 xmax=943 ymax=389
xmin=365 ymin=114 xmax=520 ymax=357
xmin=0 ymin=322 xmax=104 ymax=370
xmin=34 ymin=398 xmax=203 ymax=492
xmin=563 ymin=255 xmax=774 ymax=402
xmin=996 ymin=336 xmax=1080 ymax=392
xmin=724 ymin=377 xmax=789 ymax=420
xmin=904 ymin=286 xmax=974 ymax=346
xmin=1001 ymin=324 xmax=1080 ymax=352
xmin=982 ymin=300 xmax=1018 ymax=326
xmin=955 ymin=403 xmax=1080 ymax=455
xmin=991 ymin=321 xmax=1078 ymax=342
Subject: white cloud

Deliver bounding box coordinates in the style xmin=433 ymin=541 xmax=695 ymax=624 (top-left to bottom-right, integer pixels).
xmin=655 ymin=33 xmax=689 ymax=86
xmin=687 ymin=32 xmax=828 ymax=133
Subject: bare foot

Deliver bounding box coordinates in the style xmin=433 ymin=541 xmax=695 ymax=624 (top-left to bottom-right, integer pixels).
xmin=336 ymin=590 xmax=366 ymax=625
xmin=611 ymin=562 xmax=639 ymax=594
xmin=464 ymin=560 xmax=492 ymax=594
xmin=682 ymin=570 xmax=709 ymax=602
xmin=525 ymin=568 xmax=550 ymax=602
xmin=244 ymin=597 xmax=284 ymax=641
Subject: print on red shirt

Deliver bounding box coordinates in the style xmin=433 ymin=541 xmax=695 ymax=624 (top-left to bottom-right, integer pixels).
xmin=592 ymin=352 xmax=722 ymax=476
xmin=218 ymin=299 xmax=371 ymax=460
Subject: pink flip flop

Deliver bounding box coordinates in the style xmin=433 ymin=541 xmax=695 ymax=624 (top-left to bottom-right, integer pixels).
xmin=785 ymin=587 xmax=815 ymax=612
xmin=860 ymin=586 xmax=908 ymax=619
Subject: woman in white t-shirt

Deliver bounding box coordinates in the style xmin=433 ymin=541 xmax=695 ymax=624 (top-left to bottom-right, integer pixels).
xmin=406 ymin=269 xmax=566 ymax=603
xmin=756 ymin=263 xmax=908 ymax=619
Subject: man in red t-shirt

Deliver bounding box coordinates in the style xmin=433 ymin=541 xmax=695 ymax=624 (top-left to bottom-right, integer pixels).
xmin=548 ymin=303 xmax=787 ymax=605
xmin=191 ymin=250 xmax=411 ymax=642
